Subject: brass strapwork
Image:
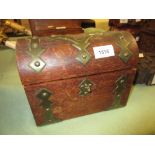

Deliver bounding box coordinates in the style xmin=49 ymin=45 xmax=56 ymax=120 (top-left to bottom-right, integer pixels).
xmin=28 ymin=37 xmax=46 ymax=72
xmin=50 ymin=35 xmax=93 ymax=65
xmin=36 ymin=88 xmax=61 ymax=124
xmin=117 ymin=33 xmax=133 ymax=63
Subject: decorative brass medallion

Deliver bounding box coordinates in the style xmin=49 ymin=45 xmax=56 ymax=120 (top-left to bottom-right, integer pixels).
xmin=37 ymin=89 xmax=61 ymax=124
xmin=75 ymin=50 xmax=91 ymax=65
xmin=27 ymin=37 xmax=46 ymax=72
xmin=110 ymin=75 xmax=127 ymax=109
xmin=29 ymin=58 xmax=46 ymax=72
xmin=116 ymin=34 xmax=133 ymax=63
xmin=79 ymin=79 xmax=93 ymax=96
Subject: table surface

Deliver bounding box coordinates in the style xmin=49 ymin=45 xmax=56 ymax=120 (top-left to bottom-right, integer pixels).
xmin=0 ymin=45 xmax=155 ymax=135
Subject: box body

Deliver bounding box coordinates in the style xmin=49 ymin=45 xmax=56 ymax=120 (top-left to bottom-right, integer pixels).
xmin=16 ymin=31 xmax=139 ymax=125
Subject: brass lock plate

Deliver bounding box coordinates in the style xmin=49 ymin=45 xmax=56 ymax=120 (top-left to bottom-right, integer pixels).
xmin=79 ymin=79 xmax=93 ymax=96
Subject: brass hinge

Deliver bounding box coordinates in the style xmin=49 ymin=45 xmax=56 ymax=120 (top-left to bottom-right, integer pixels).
xmin=109 ymin=75 xmax=128 ymax=109
xmin=36 ymin=88 xmax=61 ymax=124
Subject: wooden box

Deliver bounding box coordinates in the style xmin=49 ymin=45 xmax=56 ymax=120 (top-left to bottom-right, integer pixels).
xmin=16 ymin=30 xmax=139 ymax=126
xmin=138 ymin=28 xmax=155 ymax=53
xmin=29 ymin=19 xmax=85 ymax=36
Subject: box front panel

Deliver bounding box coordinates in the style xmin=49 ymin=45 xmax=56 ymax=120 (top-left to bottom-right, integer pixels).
xmin=24 ymin=69 xmax=136 ymax=126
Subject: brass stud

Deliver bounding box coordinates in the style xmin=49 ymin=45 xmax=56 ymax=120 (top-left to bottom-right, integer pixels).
xmin=32 ymin=43 xmax=38 ymax=49
xmin=120 ymin=79 xmax=124 ymax=83
xmin=46 ymin=108 xmax=50 ymax=111
xmin=29 ymin=58 xmax=46 ymax=72
xmin=124 ymin=52 xmax=129 ymax=57
xmin=87 ymin=88 xmax=91 ymax=92
xmin=82 ymin=54 xmax=87 ymax=59
xmin=34 ymin=61 xmax=40 ymax=67
xmin=120 ymin=36 xmax=124 ymax=40
xmin=42 ymin=92 xmax=47 ymax=96
xmin=84 ymin=84 xmax=88 ymax=86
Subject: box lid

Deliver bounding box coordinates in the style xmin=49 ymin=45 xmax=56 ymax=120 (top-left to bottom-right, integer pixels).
xmin=16 ymin=30 xmax=139 ymax=86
